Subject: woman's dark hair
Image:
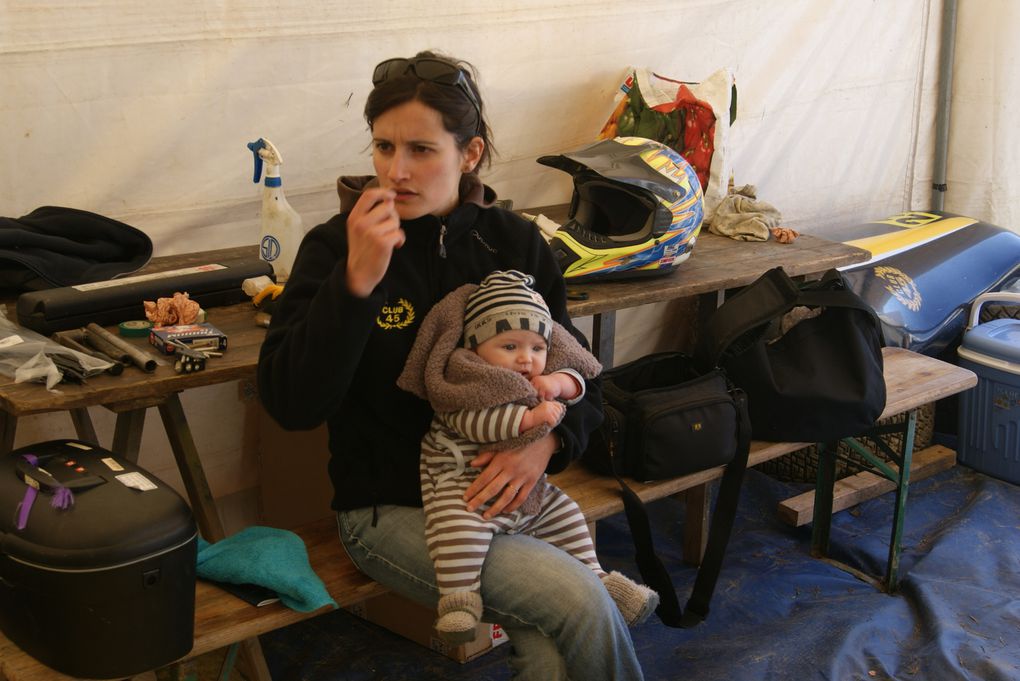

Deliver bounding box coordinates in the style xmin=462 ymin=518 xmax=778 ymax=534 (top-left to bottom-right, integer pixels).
xmin=365 ymin=50 xmax=494 ymax=170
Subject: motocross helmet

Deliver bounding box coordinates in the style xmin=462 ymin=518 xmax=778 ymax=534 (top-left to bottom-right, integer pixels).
xmin=538 ymin=136 xmax=704 ymax=281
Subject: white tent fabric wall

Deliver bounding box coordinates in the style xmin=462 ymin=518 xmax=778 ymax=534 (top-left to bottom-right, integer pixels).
xmin=946 ymin=0 xmax=1020 ymax=230
xmin=10 ymin=0 xmax=1008 ymax=254
xmin=2 ymin=0 xmax=1017 ymax=528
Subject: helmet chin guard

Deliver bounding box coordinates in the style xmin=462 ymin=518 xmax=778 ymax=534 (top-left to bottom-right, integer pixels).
xmin=539 ymin=136 xmax=704 ymax=281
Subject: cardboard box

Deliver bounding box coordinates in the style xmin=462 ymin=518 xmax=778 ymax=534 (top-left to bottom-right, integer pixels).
xmin=149 ymin=322 xmax=227 ymax=354
xmin=346 ymin=591 xmax=508 ymax=663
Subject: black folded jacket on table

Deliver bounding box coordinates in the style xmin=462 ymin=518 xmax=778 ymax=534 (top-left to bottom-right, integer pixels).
xmin=0 ymin=205 xmax=153 ymax=292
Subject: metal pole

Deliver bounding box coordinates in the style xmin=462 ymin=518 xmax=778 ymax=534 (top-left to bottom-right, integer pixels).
xmin=931 ymin=0 xmax=959 ymax=211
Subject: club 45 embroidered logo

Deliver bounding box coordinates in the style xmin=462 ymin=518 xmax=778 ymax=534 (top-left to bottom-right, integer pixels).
xmin=377 ymin=298 xmax=415 ymax=330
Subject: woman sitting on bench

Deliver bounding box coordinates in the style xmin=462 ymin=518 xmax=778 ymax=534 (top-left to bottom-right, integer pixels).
xmin=257 ymin=50 xmax=648 ymax=680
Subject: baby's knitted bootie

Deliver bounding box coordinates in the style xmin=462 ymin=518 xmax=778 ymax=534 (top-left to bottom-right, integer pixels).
xmin=435 ymin=591 xmax=484 ymax=644
xmin=601 ymin=571 xmax=659 ymax=626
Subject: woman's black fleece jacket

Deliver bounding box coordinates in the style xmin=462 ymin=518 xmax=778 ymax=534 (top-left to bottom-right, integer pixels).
xmin=257 ymin=175 xmax=603 ymax=512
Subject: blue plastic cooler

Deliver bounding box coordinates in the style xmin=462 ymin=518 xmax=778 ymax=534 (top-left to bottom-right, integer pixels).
xmin=957 ymin=292 xmax=1020 ymax=484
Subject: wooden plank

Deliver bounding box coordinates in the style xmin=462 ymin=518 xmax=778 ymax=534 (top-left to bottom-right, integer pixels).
xmin=190 ymin=517 xmax=387 ymax=656
xmin=778 ymin=445 xmax=957 ymax=527
xmin=551 ymin=438 xmax=810 ymax=523
xmin=0 ymin=300 xmax=265 ymax=417
xmin=683 ymin=485 xmax=710 ymax=565
xmin=879 ymin=348 xmax=977 ymax=419
xmin=0 ymin=410 xmax=17 ymax=455
xmin=555 ymin=230 xmax=870 ymax=319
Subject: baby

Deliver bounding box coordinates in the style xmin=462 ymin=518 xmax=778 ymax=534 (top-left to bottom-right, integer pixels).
xmin=398 ymin=270 xmax=658 ymax=643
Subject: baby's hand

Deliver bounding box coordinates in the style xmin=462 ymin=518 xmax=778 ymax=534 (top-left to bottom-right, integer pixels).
xmin=531 ymin=400 xmax=565 ymax=428
xmin=531 ymin=374 xmax=564 ymax=401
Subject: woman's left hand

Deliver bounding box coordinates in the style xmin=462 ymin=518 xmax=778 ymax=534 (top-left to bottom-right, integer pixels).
xmin=465 ymin=433 xmax=558 ymax=519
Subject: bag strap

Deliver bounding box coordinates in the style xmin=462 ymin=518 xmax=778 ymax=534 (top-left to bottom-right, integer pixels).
xmin=614 ymin=389 xmax=752 ymax=628
xmin=698 ymin=267 xmax=800 ymax=368
xmin=699 ymin=268 xmax=879 ymax=368
xmin=795 ymin=287 xmax=880 ymax=319
xmin=603 ymin=405 xmax=628 ymax=478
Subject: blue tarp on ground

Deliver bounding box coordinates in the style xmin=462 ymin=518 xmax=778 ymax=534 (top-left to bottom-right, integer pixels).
xmin=260 ymin=465 xmax=1020 ymax=681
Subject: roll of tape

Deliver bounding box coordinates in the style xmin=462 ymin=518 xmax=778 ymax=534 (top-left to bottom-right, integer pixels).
xmin=118 ymin=320 xmax=154 ymax=337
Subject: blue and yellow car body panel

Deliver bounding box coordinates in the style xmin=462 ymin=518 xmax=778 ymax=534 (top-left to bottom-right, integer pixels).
xmin=836 ymin=211 xmax=1020 ymax=356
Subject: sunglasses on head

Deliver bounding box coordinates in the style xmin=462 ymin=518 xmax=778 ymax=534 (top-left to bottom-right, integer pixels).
xmin=372 ymin=57 xmax=482 ymax=133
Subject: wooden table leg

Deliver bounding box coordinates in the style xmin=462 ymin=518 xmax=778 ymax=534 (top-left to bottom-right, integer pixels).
xmin=161 ymin=657 xmax=198 ymax=681
xmin=591 ymin=310 xmax=616 ymax=369
xmin=682 ymin=485 xmax=710 ymax=565
xmin=0 ymin=411 xmax=17 ymax=455
xmin=69 ymin=407 xmax=99 ymax=445
xmin=155 ymin=394 xmax=274 ymax=681
xmin=156 ymin=393 xmax=225 ymax=542
xmin=112 ymin=409 xmax=147 ymax=463
xmin=234 ymin=637 xmax=273 ymax=681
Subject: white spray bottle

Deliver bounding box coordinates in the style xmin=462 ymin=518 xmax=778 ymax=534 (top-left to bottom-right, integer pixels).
xmin=247 ymin=138 xmax=305 ymax=282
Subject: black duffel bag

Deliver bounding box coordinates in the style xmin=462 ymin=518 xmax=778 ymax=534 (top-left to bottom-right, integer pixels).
xmin=582 ymin=352 xmax=750 ymax=628
xmin=698 ymin=267 xmax=886 ymax=443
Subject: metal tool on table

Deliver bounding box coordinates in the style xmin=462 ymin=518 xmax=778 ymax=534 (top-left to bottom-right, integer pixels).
xmin=85 ymin=322 xmax=157 ymax=372
xmin=171 ymin=342 xmax=207 ymax=373
xmin=169 ymin=338 xmax=224 ymax=374
xmin=51 ymin=329 xmax=126 ymax=375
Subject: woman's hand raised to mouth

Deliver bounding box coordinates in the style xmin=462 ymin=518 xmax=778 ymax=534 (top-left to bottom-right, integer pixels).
xmin=344 ymin=188 xmax=405 ymax=298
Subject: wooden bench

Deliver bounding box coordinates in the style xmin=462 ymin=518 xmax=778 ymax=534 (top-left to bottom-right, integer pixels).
xmin=558 ymin=347 xmax=976 ymax=572
xmin=0 ymin=347 xmax=976 ymax=680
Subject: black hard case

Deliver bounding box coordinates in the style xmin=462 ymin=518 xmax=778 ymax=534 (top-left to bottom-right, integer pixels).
xmin=0 ymin=439 xmax=197 ymax=679
xmin=15 ymin=254 xmax=273 ymax=335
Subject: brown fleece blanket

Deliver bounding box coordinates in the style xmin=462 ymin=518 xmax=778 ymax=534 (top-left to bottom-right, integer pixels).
xmin=397 ymin=283 xmax=602 ymax=512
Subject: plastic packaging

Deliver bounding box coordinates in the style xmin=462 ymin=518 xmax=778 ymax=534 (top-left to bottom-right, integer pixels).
xmin=247 ymin=138 xmax=305 ymax=282
xmin=0 ymin=308 xmax=112 ymax=390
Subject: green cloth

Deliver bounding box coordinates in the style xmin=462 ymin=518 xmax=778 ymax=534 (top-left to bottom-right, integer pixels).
xmin=196 ymin=525 xmax=337 ymax=613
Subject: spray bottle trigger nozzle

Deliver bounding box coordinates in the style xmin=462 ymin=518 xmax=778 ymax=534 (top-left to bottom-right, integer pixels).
xmin=247 ymin=139 xmax=267 ymax=183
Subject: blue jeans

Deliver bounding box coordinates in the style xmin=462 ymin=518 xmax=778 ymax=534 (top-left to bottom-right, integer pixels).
xmin=337 ymin=505 xmax=645 ymax=681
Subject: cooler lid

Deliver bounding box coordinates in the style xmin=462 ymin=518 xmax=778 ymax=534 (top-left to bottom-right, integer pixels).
xmin=0 ymin=439 xmax=197 ymax=570
xmin=961 ymin=318 xmax=1020 ymax=363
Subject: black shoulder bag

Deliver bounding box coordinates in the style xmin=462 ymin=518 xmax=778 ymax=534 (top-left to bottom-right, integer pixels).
xmin=698 ymin=267 xmax=886 ymax=442
xmin=583 ymin=352 xmax=750 ymax=628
